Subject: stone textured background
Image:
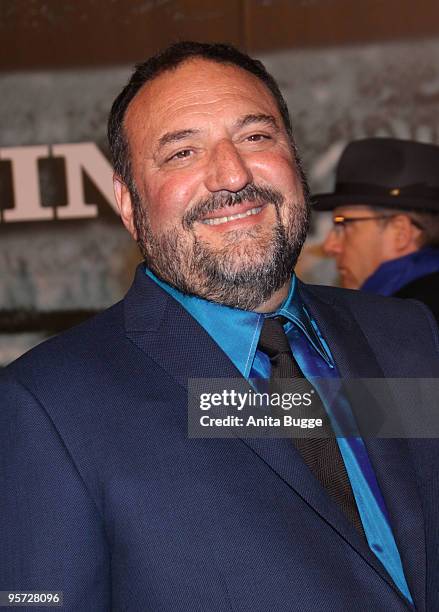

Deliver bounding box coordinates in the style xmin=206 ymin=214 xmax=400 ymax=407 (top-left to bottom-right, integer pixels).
xmin=2 ymin=36 xmax=439 ymax=363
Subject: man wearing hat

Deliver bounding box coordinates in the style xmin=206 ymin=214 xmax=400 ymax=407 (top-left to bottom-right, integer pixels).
xmin=314 ymin=138 xmax=439 ymax=320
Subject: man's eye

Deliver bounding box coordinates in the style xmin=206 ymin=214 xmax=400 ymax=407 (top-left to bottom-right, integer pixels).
xmin=168 ymin=149 xmax=193 ymax=162
xmin=246 ymin=134 xmax=270 ymax=142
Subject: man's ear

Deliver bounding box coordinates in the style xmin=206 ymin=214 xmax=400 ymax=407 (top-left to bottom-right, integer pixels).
xmin=391 ymin=214 xmax=420 ymax=253
xmin=113 ymin=175 xmax=138 ymax=240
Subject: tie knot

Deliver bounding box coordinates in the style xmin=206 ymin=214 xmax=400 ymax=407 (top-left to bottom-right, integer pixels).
xmin=258 ymin=317 xmax=291 ymax=359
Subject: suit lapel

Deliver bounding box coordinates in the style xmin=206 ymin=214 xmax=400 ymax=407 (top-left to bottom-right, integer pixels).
xmin=364 ymin=437 xmax=426 ymax=610
xmin=298 ymin=282 xmax=384 ymax=378
xmin=300 ymin=283 xmax=425 ymax=610
xmin=124 ymin=267 xmax=420 ymax=609
xmin=124 ymin=265 xmax=244 ymax=384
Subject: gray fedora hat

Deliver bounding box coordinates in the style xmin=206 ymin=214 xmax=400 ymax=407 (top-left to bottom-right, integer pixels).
xmin=312 ymin=138 xmax=439 ymax=212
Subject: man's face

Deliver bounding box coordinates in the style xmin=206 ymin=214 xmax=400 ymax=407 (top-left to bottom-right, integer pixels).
xmin=117 ymin=58 xmax=309 ymax=310
xmin=323 ymin=205 xmax=393 ymax=289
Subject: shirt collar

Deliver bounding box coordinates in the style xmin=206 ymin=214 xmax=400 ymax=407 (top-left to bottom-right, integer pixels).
xmin=144 ymin=266 xmax=333 ymax=377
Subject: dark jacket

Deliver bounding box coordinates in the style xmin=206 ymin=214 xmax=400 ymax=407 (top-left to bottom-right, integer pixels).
xmin=1 ymin=266 xmax=439 ymax=611
xmin=394 ymin=270 xmax=439 ymax=322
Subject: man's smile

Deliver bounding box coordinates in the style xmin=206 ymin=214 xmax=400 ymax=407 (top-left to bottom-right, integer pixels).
xmin=199 ymin=201 xmax=268 ymax=227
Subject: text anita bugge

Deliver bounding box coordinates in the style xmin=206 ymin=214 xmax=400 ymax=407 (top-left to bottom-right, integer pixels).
xmin=200 ymin=414 xmax=323 ymax=429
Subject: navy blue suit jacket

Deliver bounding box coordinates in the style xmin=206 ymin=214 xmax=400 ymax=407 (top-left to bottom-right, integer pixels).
xmin=2 ymin=265 xmax=439 ymax=611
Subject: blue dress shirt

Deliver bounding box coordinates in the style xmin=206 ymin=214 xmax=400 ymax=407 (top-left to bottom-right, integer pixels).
xmin=144 ymin=266 xmax=412 ymax=604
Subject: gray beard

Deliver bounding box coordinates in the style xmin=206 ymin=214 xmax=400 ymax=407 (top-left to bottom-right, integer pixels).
xmin=133 ymin=187 xmax=310 ymax=310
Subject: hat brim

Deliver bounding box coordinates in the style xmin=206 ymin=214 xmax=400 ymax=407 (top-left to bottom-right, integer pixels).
xmin=311 ymin=192 xmax=439 ymax=212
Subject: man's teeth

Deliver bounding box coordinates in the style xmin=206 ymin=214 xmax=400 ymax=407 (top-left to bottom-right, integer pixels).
xmin=201 ymin=206 xmax=263 ymax=226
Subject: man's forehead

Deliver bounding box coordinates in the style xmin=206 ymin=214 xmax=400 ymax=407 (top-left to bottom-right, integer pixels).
xmin=124 ymin=58 xmax=281 ymax=137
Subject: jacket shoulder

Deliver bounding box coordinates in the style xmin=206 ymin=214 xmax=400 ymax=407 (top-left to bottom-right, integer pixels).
xmin=303 ymin=282 xmax=437 ymax=323
xmin=394 ymin=271 xmax=439 ymax=321
xmin=3 ymin=301 xmax=126 ymax=383
xmin=299 ymin=281 xmax=439 ymax=359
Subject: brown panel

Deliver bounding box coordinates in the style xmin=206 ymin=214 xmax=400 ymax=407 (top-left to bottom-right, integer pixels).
xmin=245 ymin=0 xmax=439 ymax=51
xmin=0 ymin=0 xmax=244 ymax=71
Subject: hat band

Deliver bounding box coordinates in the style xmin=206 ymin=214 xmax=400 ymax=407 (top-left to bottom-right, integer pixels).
xmin=336 ymin=182 xmax=439 ymax=201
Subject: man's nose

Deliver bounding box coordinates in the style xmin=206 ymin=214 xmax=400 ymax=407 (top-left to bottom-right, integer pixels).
xmin=205 ymin=140 xmax=253 ymax=193
xmin=323 ymin=228 xmax=342 ymax=256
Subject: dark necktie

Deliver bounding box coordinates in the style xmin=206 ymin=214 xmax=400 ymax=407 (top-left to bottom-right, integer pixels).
xmin=258 ymin=317 xmax=365 ymax=537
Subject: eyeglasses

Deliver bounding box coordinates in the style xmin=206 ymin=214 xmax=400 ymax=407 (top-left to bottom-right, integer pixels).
xmin=332 ymin=214 xmax=394 ymax=231
xmin=331 ymin=214 xmax=424 ymax=234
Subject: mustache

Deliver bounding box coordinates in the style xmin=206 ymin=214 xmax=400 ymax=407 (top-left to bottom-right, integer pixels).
xmin=182 ymin=184 xmax=284 ymax=229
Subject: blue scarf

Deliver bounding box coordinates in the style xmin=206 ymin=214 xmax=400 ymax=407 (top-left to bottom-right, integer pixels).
xmin=361 ymin=247 xmax=439 ymax=297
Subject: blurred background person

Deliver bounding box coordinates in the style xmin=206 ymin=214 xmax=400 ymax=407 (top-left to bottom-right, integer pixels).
xmin=313 ymin=138 xmax=439 ymax=320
